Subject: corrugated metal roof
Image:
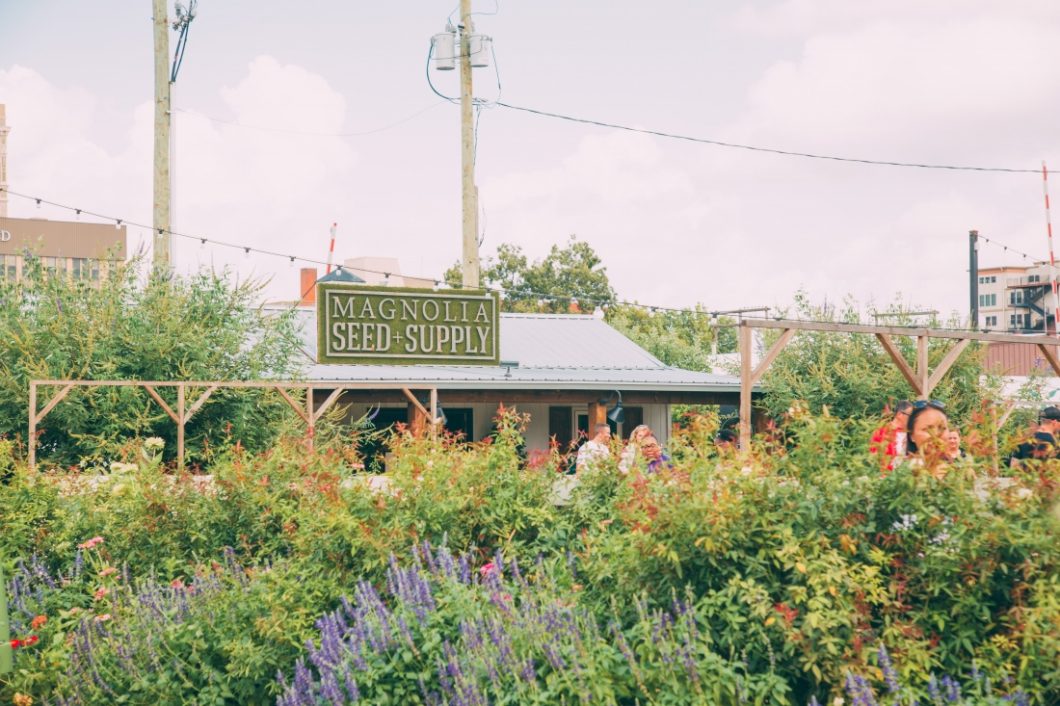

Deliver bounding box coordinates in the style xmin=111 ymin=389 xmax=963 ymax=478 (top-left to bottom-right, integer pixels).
xmin=277 ymin=307 xmax=744 ymax=392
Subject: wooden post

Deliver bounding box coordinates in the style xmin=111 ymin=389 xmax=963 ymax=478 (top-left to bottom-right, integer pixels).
xmin=916 ymin=335 xmax=929 ymax=400
xmin=28 ymin=381 xmax=36 ymax=472
xmin=306 ymin=386 xmax=314 ymax=452
xmin=739 ymin=324 xmax=753 ymax=449
xmin=0 ymin=564 xmax=10 ymax=674
xmin=430 ymin=387 xmax=438 ymax=440
xmin=588 ymin=400 xmax=607 ymax=428
xmin=177 ymin=383 xmax=186 ymax=469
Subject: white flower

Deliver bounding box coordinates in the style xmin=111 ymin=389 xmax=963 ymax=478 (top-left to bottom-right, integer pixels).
xmin=1015 ymin=487 xmax=1033 ymax=500
xmin=143 ymin=437 xmax=165 ymax=450
xmin=110 ymin=461 xmax=137 ymax=475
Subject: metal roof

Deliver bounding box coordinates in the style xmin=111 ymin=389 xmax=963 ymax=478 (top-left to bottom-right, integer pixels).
xmin=279 ymin=308 xmax=743 ymax=393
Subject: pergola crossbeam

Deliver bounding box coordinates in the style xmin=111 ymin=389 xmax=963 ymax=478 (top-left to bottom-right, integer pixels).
xmin=737 ymin=318 xmax=1060 ymax=451
xmin=28 ymin=380 xmax=441 ymax=471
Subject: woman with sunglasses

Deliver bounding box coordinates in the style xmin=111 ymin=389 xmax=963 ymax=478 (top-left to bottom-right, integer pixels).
xmin=905 ymin=400 xmax=962 ymax=474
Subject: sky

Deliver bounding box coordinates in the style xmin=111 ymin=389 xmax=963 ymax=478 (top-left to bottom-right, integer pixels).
xmin=2 ymin=0 xmax=1059 ymax=318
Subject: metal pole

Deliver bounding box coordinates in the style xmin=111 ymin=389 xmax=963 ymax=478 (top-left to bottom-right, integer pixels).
xmin=1043 ymin=163 xmax=1059 ymax=336
xmin=969 ymin=230 xmax=979 ymax=329
xmin=459 ymin=0 xmax=480 ymax=289
xmin=153 ymin=0 xmax=172 ymax=270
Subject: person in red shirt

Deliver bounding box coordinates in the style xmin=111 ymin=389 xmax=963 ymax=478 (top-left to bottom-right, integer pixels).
xmin=871 ymin=400 xmax=913 ymax=472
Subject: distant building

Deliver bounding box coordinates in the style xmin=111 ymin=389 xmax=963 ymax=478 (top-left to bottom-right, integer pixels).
xmin=0 ymin=104 xmax=127 ymax=281
xmin=977 ymin=264 xmax=1060 ymax=333
xmin=0 ymin=215 xmax=127 ymax=282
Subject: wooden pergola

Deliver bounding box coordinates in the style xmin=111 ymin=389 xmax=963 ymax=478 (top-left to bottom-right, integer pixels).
xmin=738 ymin=319 xmax=1060 ymax=448
xmin=27 ymin=380 xmax=441 ymax=472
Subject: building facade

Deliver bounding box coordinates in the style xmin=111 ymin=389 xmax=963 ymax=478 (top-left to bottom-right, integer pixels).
xmin=977 ymin=264 xmax=1059 ymax=333
xmin=0 ymin=215 xmax=127 ymax=282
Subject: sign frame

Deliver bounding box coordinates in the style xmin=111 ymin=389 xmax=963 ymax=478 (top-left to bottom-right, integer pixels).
xmin=316 ymin=284 xmax=501 ymax=366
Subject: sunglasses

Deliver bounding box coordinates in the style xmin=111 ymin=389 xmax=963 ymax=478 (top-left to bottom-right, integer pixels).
xmin=912 ymin=399 xmax=946 ymax=410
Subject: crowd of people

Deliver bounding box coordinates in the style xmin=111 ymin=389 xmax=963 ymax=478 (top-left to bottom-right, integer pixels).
xmin=871 ymin=399 xmax=1059 ymax=473
xmin=573 ymin=420 xmax=737 ymax=475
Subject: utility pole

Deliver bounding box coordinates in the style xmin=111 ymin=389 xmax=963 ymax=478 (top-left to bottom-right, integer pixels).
xmin=969 ymin=230 xmax=979 ymax=329
xmin=153 ymin=0 xmax=171 ymax=270
xmin=459 ymin=0 xmax=480 ymax=289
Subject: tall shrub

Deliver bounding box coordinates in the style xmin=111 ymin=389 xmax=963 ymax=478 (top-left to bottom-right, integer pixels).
xmin=0 ymin=258 xmax=304 ymax=465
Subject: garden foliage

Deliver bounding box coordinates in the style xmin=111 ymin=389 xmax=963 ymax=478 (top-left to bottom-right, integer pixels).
xmin=0 ymin=259 xmax=303 ymax=465
xmin=1 ymin=407 xmax=1057 ymax=705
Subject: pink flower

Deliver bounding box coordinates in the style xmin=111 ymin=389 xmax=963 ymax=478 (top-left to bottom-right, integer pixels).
xmin=93 ymin=587 xmax=109 ymax=601
xmin=78 ymin=536 xmax=105 ymax=550
xmin=98 ymin=566 xmax=118 ymax=578
xmin=170 ymin=579 xmax=186 ymax=590
xmin=478 ymin=561 xmax=497 ymax=578
xmin=94 ymin=614 xmax=112 ymax=622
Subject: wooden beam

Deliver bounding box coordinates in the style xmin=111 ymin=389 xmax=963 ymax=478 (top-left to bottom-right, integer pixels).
xmin=35 ymin=383 xmax=75 ymax=423
xmin=28 ymin=382 xmax=36 ymax=472
xmin=1037 ymin=343 xmax=1060 ymax=377
xmin=306 ymin=386 xmax=315 ymax=451
xmin=274 ymin=385 xmax=308 ymax=424
xmin=916 ymin=336 xmax=929 ymax=401
xmin=142 ymin=384 xmax=179 ymax=422
xmin=997 ymin=400 xmax=1018 ymax=429
xmin=177 ymin=383 xmax=185 ymax=469
xmin=926 ymin=339 xmax=972 ymax=395
xmin=739 ymin=325 xmax=753 ymax=450
xmin=183 ymin=385 xmax=217 ymax=423
xmin=312 ymin=387 xmax=346 ymax=423
xmin=402 ymin=387 xmax=428 ymax=417
xmin=875 ymin=333 xmax=920 ymax=394
xmin=739 ymin=317 xmax=1060 ymax=347
xmin=430 ymin=387 xmax=439 ymax=439
xmin=750 ymin=328 xmax=794 ymax=384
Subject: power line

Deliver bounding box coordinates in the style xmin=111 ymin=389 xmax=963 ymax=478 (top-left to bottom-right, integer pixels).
xmin=492 ymin=101 xmax=1043 ymax=174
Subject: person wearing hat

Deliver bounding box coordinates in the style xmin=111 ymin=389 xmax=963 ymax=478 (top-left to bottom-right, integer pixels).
xmin=1010 ymin=406 xmax=1060 ymax=467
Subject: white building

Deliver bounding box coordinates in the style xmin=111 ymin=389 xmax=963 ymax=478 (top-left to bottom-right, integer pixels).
xmin=977 ymin=264 xmax=1060 ymax=333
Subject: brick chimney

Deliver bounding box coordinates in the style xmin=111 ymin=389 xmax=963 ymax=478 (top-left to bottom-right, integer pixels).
xmin=300 ymin=268 xmax=318 ymax=306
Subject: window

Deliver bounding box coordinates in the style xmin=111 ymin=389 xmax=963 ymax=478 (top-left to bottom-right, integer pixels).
xmin=1030 ymin=275 xmax=1041 ymax=283
xmin=0 ymin=254 xmax=15 ymax=279
xmin=442 ymin=408 xmax=474 ymax=441
xmin=984 ymin=316 xmax=997 ymax=327
xmin=621 ymin=407 xmax=645 ymax=439
xmin=979 ymin=293 xmax=997 ymax=307
xmin=71 ymin=258 xmax=100 ymax=281
xmin=1011 ymin=290 xmax=1024 ymax=305
xmin=548 ymin=407 xmax=573 ymax=452
xmin=40 ymin=256 xmax=65 ymax=277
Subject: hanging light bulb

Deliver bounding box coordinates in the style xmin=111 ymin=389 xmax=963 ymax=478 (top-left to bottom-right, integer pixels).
xmin=384 ymin=272 xmax=390 ymax=285
xmin=35 ymin=198 xmax=41 ymax=209
xmin=244 ymin=247 xmax=251 ymax=258
xmin=75 ymin=209 xmax=81 ymax=220
xmin=200 ymin=238 xmax=206 ymax=250
xmin=289 ymin=256 xmax=295 ymax=268
xmin=115 ymin=219 xmax=123 ymax=230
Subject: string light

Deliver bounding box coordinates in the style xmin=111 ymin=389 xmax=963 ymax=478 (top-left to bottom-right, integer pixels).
xmin=0 ymin=185 xmax=973 ymax=330
xmin=35 ymin=198 xmax=41 ymax=209
xmin=75 ymin=209 xmax=81 ymax=220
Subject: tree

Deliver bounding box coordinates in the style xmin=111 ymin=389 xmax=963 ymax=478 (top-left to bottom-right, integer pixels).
xmin=445 ymin=236 xmax=616 ymax=313
xmin=0 ymin=257 xmax=304 ymax=466
xmin=605 ymin=305 xmax=737 ymax=371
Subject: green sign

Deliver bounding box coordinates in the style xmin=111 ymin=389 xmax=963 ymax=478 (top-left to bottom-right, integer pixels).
xmin=317 ymin=284 xmax=500 ymax=365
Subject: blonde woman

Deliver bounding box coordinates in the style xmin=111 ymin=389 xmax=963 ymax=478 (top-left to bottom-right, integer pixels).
xmin=618 ymin=424 xmax=653 ymax=474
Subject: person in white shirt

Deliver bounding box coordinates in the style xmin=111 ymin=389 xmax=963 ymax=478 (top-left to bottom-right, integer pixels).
xmin=576 ymin=423 xmax=612 ymax=473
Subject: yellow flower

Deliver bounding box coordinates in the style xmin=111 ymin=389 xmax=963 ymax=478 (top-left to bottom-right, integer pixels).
xmin=14 ymin=693 xmax=34 ymax=706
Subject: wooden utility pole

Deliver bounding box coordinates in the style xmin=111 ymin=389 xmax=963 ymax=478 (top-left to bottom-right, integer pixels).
xmin=153 ymin=0 xmax=172 ymax=270
xmin=459 ymin=0 xmax=480 ymax=288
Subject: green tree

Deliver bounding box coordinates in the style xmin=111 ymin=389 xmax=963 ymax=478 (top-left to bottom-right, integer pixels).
xmin=0 ymin=257 xmax=304 ymax=466
xmin=605 ymin=304 xmax=737 ymax=371
xmin=445 ymin=236 xmax=616 ymax=313
xmin=760 ymin=292 xmax=986 ymax=422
